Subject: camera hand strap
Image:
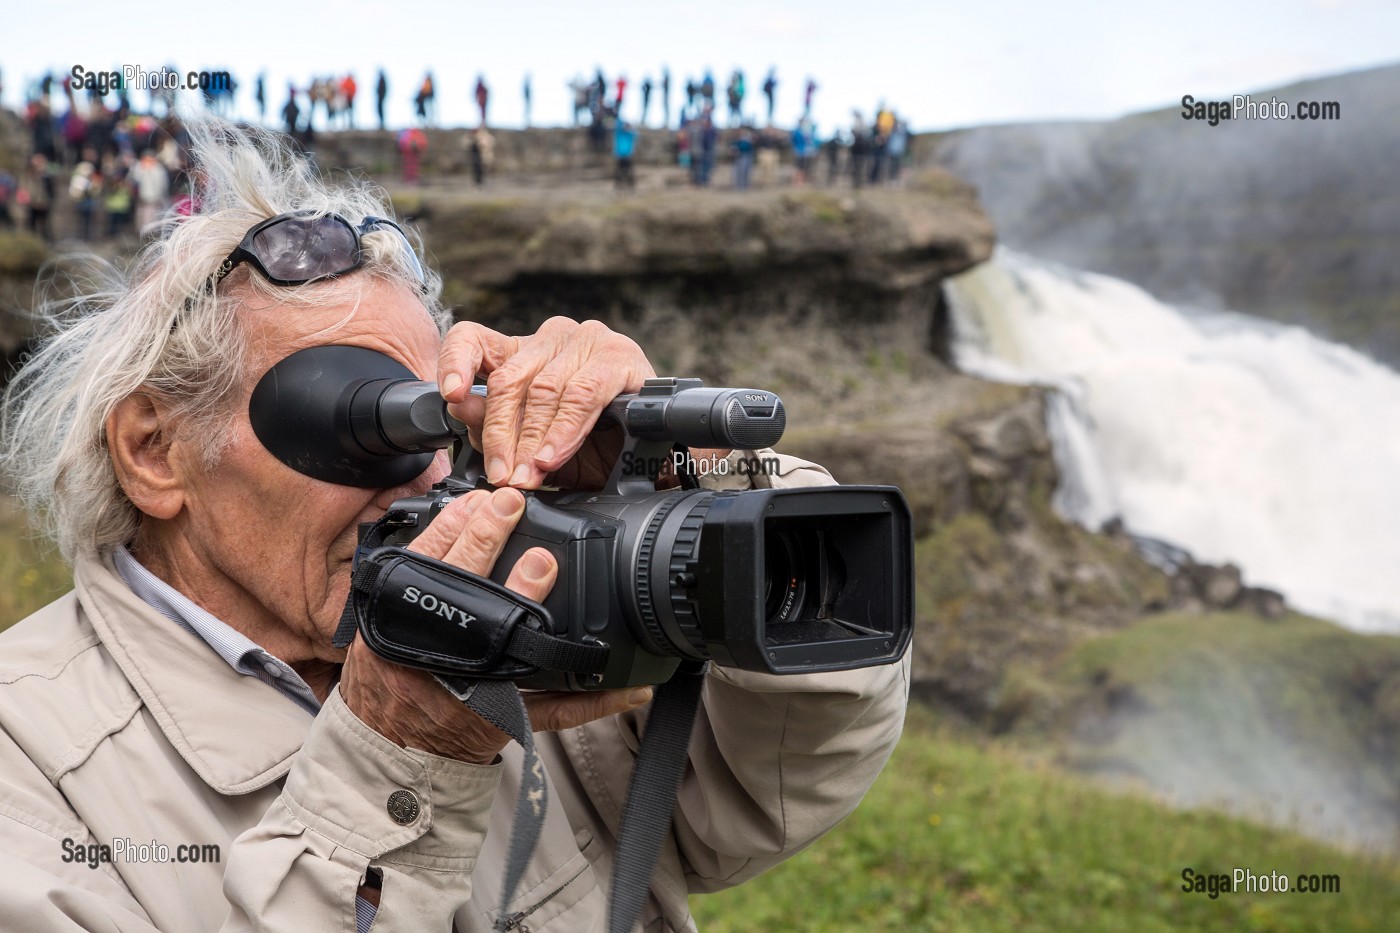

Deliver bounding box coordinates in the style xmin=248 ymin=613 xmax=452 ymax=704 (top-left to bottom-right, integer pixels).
xmin=340 ymin=512 xmax=707 ymax=932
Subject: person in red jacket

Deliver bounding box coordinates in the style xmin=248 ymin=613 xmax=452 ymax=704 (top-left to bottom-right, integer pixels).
xmin=341 ymin=73 xmax=358 ymax=129
xmin=474 ymin=75 xmax=489 ymax=127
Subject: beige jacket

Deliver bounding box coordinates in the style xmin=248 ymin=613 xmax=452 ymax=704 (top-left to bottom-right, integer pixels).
xmin=0 ymin=455 xmax=909 ymax=931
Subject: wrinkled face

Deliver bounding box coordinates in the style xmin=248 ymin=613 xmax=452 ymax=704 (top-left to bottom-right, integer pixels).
xmin=161 ymin=275 xmax=447 ymax=662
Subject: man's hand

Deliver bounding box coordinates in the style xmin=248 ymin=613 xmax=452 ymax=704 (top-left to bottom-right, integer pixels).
xmin=435 ymin=317 xmax=656 ymax=490
xmin=339 ymin=486 xmax=652 ymax=763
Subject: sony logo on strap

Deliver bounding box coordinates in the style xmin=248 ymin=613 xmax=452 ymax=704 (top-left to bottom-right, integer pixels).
xmin=402 ymin=585 xmax=479 ymax=628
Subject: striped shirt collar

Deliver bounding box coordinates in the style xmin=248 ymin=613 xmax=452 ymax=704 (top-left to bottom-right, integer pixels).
xmin=112 ymin=545 xmax=321 ymax=716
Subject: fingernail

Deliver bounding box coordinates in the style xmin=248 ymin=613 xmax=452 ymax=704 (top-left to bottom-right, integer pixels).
xmin=521 ymin=550 xmax=552 ymax=582
xmin=509 ymin=463 xmax=532 ymax=486
xmin=627 ymin=687 xmax=653 ymax=706
xmin=534 ymin=443 xmax=555 ymax=465
xmin=487 ymin=457 xmax=508 ymax=484
xmin=491 ymin=489 xmax=523 ymax=517
xmin=441 ymin=372 xmax=463 ymax=397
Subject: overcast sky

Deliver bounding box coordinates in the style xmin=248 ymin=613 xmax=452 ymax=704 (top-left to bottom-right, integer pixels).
xmin=4 ymin=0 xmax=1396 ymax=133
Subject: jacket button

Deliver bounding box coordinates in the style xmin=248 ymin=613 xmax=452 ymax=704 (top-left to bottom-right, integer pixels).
xmin=386 ymin=789 xmax=421 ymax=825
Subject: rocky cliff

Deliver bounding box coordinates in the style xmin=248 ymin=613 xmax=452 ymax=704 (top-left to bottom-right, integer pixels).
xmin=393 ymin=169 xmax=990 ymax=373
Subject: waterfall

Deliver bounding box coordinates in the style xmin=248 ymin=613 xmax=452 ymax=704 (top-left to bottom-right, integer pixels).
xmin=944 ymin=249 xmax=1400 ymax=633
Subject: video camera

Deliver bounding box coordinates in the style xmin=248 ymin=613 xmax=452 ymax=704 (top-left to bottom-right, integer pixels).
xmin=249 ymin=345 xmax=912 ymax=690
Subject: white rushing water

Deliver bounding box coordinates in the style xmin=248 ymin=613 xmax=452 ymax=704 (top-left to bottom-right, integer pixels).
xmin=944 ymin=249 xmax=1400 ymax=633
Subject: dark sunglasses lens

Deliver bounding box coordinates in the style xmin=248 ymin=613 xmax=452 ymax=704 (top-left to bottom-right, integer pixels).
xmin=251 ymin=216 xmax=358 ymax=283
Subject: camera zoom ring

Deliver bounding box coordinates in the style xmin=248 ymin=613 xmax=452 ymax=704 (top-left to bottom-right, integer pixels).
xmin=635 ymin=495 xmax=686 ymax=654
xmin=666 ymin=501 xmax=711 ymax=656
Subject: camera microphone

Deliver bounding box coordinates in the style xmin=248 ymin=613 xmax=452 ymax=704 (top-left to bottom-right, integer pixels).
xmin=610 ymin=377 xmax=786 ymax=450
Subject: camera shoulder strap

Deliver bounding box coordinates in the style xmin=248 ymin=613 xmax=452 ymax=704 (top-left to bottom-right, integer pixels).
xmin=438 ymin=665 xmax=704 ymax=933
xmin=608 ymin=660 xmax=706 ymax=933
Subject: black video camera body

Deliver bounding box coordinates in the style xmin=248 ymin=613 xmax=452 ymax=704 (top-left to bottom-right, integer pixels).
xmin=250 ymin=345 xmax=913 ymax=690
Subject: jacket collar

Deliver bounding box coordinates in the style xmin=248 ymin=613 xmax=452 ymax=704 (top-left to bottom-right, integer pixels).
xmin=76 ymin=550 xmax=313 ymax=795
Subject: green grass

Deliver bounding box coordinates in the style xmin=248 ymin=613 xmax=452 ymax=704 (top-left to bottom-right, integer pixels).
xmin=0 ymin=500 xmax=71 ymax=632
xmin=690 ymin=704 xmax=1400 ymax=932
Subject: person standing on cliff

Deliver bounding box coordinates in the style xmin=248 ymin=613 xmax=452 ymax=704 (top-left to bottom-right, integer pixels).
xmin=130 ymin=150 xmax=169 ymax=232
xmin=523 ymin=73 xmax=532 ymax=128
xmin=398 ymin=126 xmax=426 ymax=184
xmin=731 ymin=125 xmax=755 ymax=190
xmin=615 ymin=74 xmax=628 ymax=116
xmin=281 ymin=86 xmax=301 ymax=136
xmin=19 ymin=154 xmax=55 ymax=242
xmin=341 ymin=73 xmax=357 ymax=129
xmin=886 ymin=117 xmax=909 ymax=184
xmin=255 ymin=74 xmax=266 ymax=125
xmin=661 ymin=67 xmax=671 ymax=128
xmin=416 ymin=72 xmax=435 ymax=126
xmin=726 ymin=70 xmax=745 ymax=126
xmin=375 ymin=69 xmax=389 ymax=130
xmin=469 ymin=125 xmax=495 ymax=186
xmin=474 ymin=75 xmax=490 ymax=127
xmin=763 ymin=68 xmax=777 ymax=125
xmin=849 ymin=114 xmax=870 ymax=189
xmin=696 ymin=108 xmax=717 ymax=186
xmin=613 ymin=119 xmax=637 ymax=190
xmin=804 ymin=77 xmax=818 ymax=116
xmin=640 ymin=75 xmax=653 ymax=126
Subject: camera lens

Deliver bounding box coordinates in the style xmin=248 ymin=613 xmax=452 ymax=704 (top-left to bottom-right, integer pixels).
xmin=621 ymin=485 xmax=912 ymax=677
xmin=763 ymin=531 xmax=806 ymax=625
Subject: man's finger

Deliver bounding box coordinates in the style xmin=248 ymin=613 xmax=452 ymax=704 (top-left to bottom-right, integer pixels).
xmin=481 ymin=360 xmax=536 ymax=484
xmin=533 ymin=362 xmax=631 ymax=471
xmin=478 ymin=318 xmax=580 ymax=482
xmin=438 ymin=321 xmax=520 ymax=402
xmin=500 ymin=546 xmax=558 ymax=603
xmin=442 ymin=487 xmax=525 ymax=575
xmin=522 ymin=687 xmax=654 ymax=733
xmin=510 ymin=356 xmax=583 ymax=487
xmin=404 ymin=489 xmax=489 ymax=561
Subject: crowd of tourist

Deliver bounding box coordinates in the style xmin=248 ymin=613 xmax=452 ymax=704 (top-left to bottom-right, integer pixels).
xmin=0 ymin=63 xmax=915 ymax=238
xmin=0 ymin=71 xmax=199 ymax=241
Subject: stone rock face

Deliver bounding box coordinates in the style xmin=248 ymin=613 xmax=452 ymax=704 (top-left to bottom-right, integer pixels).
xmin=313 ymin=126 xmax=686 ymax=183
xmin=1170 ymin=560 xmax=1287 ymax=619
xmin=395 ymin=168 xmax=995 ymax=356
xmin=0 ymin=231 xmax=48 ymax=366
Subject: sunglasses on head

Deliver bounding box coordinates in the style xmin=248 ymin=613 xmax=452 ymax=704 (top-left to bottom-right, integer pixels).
xmin=207 ymin=211 xmax=426 ymax=291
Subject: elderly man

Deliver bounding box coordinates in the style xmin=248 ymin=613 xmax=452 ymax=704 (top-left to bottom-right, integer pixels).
xmin=0 ymin=124 xmax=908 ymax=931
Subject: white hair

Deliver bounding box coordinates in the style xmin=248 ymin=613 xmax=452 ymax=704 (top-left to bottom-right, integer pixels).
xmin=1 ymin=120 xmax=449 ymax=562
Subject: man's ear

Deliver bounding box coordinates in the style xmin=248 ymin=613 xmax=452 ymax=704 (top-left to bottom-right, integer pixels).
xmin=107 ymin=392 xmax=185 ymax=521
